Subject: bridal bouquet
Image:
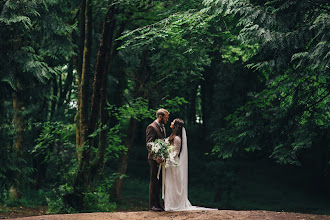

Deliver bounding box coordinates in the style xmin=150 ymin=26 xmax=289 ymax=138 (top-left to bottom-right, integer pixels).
xmin=148 ymin=138 xmax=178 ymax=168
xmin=148 ymin=138 xmax=178 ymax=199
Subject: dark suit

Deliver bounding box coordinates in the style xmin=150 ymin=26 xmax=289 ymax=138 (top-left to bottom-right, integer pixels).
xmin=146 ymin=120 xmax=166 ymax=209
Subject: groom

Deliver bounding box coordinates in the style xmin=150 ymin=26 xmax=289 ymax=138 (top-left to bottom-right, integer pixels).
xmin=146 ymin=108 xmax=170 ymax=212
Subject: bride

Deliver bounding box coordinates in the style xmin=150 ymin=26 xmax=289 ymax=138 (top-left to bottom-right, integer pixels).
xmin=164 ymin=118 xmax=215 ymax=211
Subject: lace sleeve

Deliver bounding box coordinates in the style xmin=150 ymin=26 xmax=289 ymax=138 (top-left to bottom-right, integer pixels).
xmin=173 ymin=136 xmax=181 ymax=156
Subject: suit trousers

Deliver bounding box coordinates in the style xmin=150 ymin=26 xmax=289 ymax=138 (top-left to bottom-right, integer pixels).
xmin=148 ymin=159 xmax=162 ymax=208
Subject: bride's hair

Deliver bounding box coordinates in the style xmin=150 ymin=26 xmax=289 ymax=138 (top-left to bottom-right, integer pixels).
xmin=169 ymin=119 xmax=185 ymax=156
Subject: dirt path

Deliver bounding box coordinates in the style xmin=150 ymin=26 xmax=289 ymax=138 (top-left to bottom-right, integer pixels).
xmin=5 ymin=210 xmax=330 ymax=220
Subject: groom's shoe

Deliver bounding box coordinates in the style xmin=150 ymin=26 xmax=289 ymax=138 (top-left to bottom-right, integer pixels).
xmin=150 ymin=206 xmax=163 ymax=212
xmin=157 ymin=205 xmax=165 ymax=211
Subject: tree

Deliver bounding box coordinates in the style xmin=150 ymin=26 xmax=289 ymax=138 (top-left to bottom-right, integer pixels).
xmin=204 ymin=0 xmax=330 ymax=166
xmin=0 ymin=0 xmax=74 ymax=199
xmin=71 ymin=0 xmax=169 ymax=208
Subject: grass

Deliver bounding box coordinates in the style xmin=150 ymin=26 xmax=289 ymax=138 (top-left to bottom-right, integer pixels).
xmin=0 ymin=205 xmax=48 ymax=219
xmin=118 ymin=178 xmax=149 ymax=211
xmin=119 ymin=177 xmax=330 ymax=215
xmin=229 ymin=161 xmax=330 ymax=215
xmin=1 ymin=159 xmax=329 ymax=217
xmin=122 ymin=159 xmax=330 ymax=215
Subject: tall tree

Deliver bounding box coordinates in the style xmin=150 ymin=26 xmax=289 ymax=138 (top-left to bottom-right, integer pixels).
xmin=112 ymin=50 xmax=149 ymax=200
xmin=205 ymin=0 xmax=330 ymax=166
xmin=0 ymin=0 xmax=75 ymax=199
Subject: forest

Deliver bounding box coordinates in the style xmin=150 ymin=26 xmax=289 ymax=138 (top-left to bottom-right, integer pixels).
xmin=0 ymin=0 xmax=329 ymax=216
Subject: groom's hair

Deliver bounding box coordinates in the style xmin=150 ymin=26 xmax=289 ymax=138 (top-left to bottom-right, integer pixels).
xmin=156 ymin=109 xmax=170 ymax=117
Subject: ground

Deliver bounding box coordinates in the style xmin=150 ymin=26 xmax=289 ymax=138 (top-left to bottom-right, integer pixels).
xmin=0 ymin=206 xmax=48 ymax=219
xmin=1 ymin=210 xmax=330 ymax=220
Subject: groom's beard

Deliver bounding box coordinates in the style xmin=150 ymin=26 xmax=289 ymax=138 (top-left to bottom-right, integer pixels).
xmin=161 ymin=119 xmax=168 ymax=125
xmin=159 ymin=118 xmax=165 ymax=125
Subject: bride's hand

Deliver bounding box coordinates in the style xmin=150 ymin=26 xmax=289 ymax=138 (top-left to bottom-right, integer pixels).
xmin=156 ymin=157 xmax=164 ymax=164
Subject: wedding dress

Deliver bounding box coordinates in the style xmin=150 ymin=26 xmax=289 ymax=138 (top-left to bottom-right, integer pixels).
xmin=164 ymin=128 xmax=215 ymax=211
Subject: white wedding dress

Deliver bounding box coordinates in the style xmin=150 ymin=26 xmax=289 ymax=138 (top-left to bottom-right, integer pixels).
xmin=164 ymin=128 xmax=216 ymax=211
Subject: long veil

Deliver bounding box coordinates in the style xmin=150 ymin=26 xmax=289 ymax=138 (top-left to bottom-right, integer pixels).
xmin=164 ymin=127 xmax=216 ymax=211
xmin=180 ymin=127 xmax=189 ymax=201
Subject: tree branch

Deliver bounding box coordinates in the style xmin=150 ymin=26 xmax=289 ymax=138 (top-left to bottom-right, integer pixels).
xmin=305 ymin=90 xmax=330 ymax=111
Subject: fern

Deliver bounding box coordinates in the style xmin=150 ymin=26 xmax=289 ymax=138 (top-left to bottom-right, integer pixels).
xmin=0 ymin=0 xmax=76 ymax=193
xmin=206 ymin=0 xmax=330 ymax=164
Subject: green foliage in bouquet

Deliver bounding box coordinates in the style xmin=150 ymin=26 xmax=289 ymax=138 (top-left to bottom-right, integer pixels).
xmin=148 ymin=139 xmax=171 ymax=160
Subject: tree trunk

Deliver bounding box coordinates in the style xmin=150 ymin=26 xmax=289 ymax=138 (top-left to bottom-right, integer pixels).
xmin=89 ymin=3 xmax=127 ymax=184
xmin=59 ymin=59 xmax=74 ymax=108
xmin=109 ymin=65 xmax=126 ymax=128
xmin=76 ymin=0 xmax=92 ymax=164
xmin=112 ymin=50 xmax=148 ymax=201
xmin=87 ymin=4 xmax=116 ymax=184
xmin=10 ymin=89 xmax=25 ymax=200
xmin=108 ymin=25 xmax=127 ymax=128
xmin=72 ymin=0 xmax=92 ymax=210
xmin=74 ymin=0 xmax=86 ymax=164
xmin=187 ymin=84 xmax=198 ymax=125
xmin=50 ymin=75 xmax=58 ymax=119
xmin=89 ymin=63 xmax=111 ymax=183
xmin=113 ymin=117 xmax=138 ymax=201
xmin=201 ymin=63 xmax=216 ymax=128
xmin=89 ymin=5 xmax=116 ymax=136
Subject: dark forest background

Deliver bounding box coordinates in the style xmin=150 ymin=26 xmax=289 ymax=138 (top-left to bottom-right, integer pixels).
xmin=0 ymin=0 xmax=329 ymax=215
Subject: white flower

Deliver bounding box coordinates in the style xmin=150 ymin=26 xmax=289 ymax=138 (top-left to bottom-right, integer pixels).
xmin=152 ymin=145 xmax=160 ymax=153
xmin=148 ymin=138 xmax=172 ymax=162
xmin=165 ymin=161 xmax=170 ymax=168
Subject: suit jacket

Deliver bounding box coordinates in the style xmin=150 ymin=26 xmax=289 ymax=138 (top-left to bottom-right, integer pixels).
xmin=146 ymin=120 xmax=166 ymax=160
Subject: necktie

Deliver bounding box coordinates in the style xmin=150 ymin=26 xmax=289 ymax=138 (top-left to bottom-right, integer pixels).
xmin=161 ymin=125 xmax=165 ymax=137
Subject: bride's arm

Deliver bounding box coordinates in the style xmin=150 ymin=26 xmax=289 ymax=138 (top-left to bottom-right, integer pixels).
xmin=173 ymin=136 xmax=181 ymax=156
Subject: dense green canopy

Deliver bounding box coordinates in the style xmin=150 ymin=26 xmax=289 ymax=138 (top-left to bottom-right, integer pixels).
xmin=0 ymin=0 xmax=329 ymax=214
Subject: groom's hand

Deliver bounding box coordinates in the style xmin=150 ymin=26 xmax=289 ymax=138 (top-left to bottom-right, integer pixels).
xmin=156 ymin=157 xmax=164 ymax=164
